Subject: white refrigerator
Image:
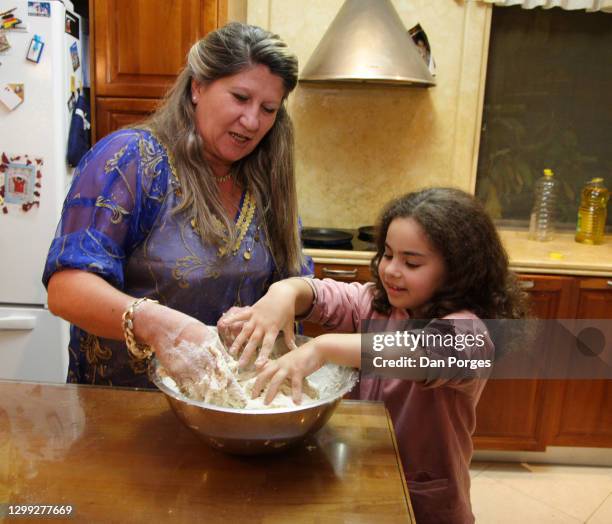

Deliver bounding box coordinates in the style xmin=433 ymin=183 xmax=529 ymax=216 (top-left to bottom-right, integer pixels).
xmin=0 ymin=0 xmax=84 ymax=382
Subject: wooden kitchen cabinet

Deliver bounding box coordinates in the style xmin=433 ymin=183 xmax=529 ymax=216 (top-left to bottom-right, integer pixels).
xmin=304 ymin=261 xmax=612 ymax=450
xmin=545 ymin=277 xmax=612 ymax=448
xmin=314 ymin=263 xmax=371 ymax=282
xmin=95 ymin=97 xmax=160 ymax=139
xmin=91 ymin=0 xmax=227 ymax=141
xmin=472 ymin=274 xmax=576 ymax=451
xmin=574 ymin=277 xmax=612 ymax=318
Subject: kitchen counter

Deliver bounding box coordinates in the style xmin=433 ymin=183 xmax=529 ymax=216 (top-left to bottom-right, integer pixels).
xmin=0 ymin=381 xmax=414 ymax=523
xmin=305 ymin=229 xmax=612 ymax=277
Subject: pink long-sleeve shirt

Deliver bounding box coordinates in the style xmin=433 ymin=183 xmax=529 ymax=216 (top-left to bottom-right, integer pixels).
xmin=305 ymin=278 xmax=491 ymax=524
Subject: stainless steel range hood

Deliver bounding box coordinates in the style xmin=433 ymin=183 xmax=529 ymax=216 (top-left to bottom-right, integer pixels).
xmin=300 ymin=0 xmax=435 ymax=87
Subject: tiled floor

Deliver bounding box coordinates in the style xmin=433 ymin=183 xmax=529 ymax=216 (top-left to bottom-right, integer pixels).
xmin=470 ymin=462 xmax=612 ymax=523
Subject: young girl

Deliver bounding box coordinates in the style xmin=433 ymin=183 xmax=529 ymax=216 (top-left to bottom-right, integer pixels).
xmin=220 ymin=187 xmax=528 ymax=524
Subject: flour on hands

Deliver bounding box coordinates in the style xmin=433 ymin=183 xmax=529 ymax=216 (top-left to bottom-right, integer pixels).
xmin=159 ymin=329 xmax=320 ymax=409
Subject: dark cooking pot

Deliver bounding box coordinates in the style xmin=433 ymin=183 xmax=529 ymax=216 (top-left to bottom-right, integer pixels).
xmin=357 ymin=226 xmax=376 ymax=243
xmin=301 ymin=228 xmax=354 ymax=248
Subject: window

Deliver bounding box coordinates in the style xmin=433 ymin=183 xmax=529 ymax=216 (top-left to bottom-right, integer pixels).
xmin=476 ymin=6 xmax=611 ymax=227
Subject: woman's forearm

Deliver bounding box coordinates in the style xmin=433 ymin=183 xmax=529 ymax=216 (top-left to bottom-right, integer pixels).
xmin=47 ymin=270 xmax=134 ymax=340
xmin=46 ymin=269 xmax=174 ymax=346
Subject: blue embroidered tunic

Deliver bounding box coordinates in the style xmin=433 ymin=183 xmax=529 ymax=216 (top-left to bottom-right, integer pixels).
xmin=43 ymin=129 xmax=312 ymax=388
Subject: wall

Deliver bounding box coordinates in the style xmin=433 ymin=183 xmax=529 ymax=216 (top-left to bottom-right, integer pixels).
xmin=247 ymin=0 xmax=492 ymax=228
xmin=226 ymin=0 xmax=248 ymax=22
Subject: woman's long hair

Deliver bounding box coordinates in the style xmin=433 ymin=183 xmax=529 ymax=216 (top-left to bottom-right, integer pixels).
xmin=139 ymin=23 xmax=303 ymax=275
xmin=370 ymin=188 xmax=529 ymax=320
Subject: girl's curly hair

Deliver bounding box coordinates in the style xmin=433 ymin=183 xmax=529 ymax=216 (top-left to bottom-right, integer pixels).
xmin=370 ymin=187 xmax=529 ymax=320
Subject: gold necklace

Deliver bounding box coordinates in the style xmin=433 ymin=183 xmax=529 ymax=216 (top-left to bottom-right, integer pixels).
xmin=191 ymin=190 xmax=256 ymax=259
xmin=219 ymin=191 xmax=256 ymax=257
xmin=214 ymin=172 xmax=233 ymax=183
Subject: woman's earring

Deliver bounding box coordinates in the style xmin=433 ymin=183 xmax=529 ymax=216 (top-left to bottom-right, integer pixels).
xmin=192 ymin=96 xmax=197 ymax=104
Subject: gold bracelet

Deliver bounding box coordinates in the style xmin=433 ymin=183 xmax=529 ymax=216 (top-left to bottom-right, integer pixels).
xmin=122 ymin=297 xmax=159 ymax=360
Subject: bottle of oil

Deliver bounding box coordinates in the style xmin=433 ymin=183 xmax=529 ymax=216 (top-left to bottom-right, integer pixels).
xmin=529 ymin=168 xmax=557 ymax=241
xmin=575 ymin=178 xmax=609 ymax=245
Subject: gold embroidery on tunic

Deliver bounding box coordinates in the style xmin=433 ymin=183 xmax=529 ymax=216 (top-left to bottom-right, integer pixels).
xmin=103 ymin=137 xmax=138 ymax=206
xmin=104 ymin=144 xmax=129 ymax=174
xmin=79 ymin=333 xmax=113 ymax=384
xmin=145 ymin=130 xmax=183 ymax=199
xmin=128 ymin=355 xmax=148 ymax=375
xmin=83 ymin=230 xmax=124 ymax=259
xmin=172 ymin=255 xmax=207 ymax=288
xmin=95 ymin=196 xmax=130 ymax=224
xmin=81 ymin=333 xmax=112 ymax=365
xmin=138 ymin=135 xmax=164 ymax=202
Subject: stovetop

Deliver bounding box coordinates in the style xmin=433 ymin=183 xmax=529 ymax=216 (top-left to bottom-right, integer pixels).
xmin=301 ymin=228 xmax=376 ymax=252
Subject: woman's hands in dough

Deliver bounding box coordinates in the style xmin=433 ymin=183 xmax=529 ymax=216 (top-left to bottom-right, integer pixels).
xmin=136 ymin=303 xmax=225 ymax=385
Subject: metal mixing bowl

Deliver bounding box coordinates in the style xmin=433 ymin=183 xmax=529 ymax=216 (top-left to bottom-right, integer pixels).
xmin=149 ymin=335 xmax=358 ymax=455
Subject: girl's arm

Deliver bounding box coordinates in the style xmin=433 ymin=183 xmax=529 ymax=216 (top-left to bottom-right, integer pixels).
xmin=218 ymin=277 xmax=316 ymax=368
xmin=315 ymin=333 xmax=361 ymax=368
xmin=219 ymin=277 xmax=372 ymax=369
xmin=251 ymin=333 xmax=361 ymax=404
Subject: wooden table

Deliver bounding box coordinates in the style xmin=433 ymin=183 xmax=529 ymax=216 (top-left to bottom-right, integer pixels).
xmin=0 ymin=381 xmax=414 ymax=523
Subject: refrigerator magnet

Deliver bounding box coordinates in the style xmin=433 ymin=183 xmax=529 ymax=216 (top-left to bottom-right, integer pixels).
xmin=27 ymin=2 xmax=51 ymax=17
xmin=69 ymin=41 xmax=79 ymax=71
xmin=65 ymin=11 xmax=79 ymax=39
xmin=5 ymin=163 xmax=35 ymax=205
xmin=0 ymin=83 xmax=24 ymax=111
xmin=0 ymin=6 xmax=27 ymax=31
xmin=26 ymin=34 xmax=44 ymax=63
xmin=0 ymin=153 xmax=43 ymax=213
xmin=0 ymin=30 xmax=10 ymax=53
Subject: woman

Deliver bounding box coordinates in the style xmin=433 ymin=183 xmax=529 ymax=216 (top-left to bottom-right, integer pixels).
xmin=43 ymin=23 xmax=311 ymax=388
